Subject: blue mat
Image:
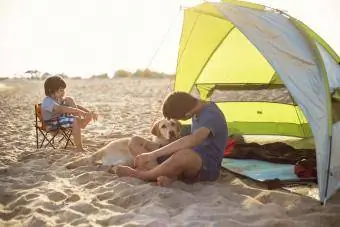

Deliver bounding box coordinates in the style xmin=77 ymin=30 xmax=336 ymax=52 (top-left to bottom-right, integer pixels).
xmin=221 ymin=158 xmax=299 ymax=182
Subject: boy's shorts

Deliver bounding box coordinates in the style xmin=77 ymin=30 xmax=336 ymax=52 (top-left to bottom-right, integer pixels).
xmin=45 ymin=114 xmax=75 ymax=131
xmin=157 ymin=147 xmax=221 ymax=183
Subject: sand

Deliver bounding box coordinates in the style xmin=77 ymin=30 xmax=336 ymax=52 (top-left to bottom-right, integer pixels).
xmin=0 ymin=78 xmax=339 ymax=227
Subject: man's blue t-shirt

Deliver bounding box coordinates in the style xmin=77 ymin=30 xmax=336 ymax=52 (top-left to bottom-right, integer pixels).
xmin=191 ymin=102 xmax=228 ymax=170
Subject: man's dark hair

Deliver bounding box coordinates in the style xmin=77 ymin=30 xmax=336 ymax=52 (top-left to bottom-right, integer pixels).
xmin=162 ymin=91 xmax=198 ymax=119
xmin=44 ymin=75 xmax=66 ymax=96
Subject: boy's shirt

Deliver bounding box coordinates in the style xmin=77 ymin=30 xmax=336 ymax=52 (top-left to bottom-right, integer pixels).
xmin=191 ymin=102 xmax=228 ymax=164
xmin=41 ymin=96 xmax=61 ymax=121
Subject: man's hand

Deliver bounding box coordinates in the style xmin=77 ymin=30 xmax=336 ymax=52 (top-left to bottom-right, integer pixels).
xmin=146 ymin=127 xmax=212 ymax=159
xmin=134 ymin=152 xmax=156 ymax=169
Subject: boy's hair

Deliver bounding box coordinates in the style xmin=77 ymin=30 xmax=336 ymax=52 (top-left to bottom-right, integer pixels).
xmin=162 ymin=91 xmax=198 ymax=119
xmin=44 ymin=75 xmax=66 ymax=96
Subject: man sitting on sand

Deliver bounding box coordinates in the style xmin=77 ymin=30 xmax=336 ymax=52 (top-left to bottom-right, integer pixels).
xmin=116 ymin=91 xmax=228 ymax=186
xmin=41 ymin=75 xmax=98 ymax=152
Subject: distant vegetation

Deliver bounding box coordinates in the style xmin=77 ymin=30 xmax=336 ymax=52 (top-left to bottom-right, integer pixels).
xmin=7 ymin=69 xmax=175 ymax=80
xmin=114 ymin=68 xmax=174 ymax=79
xmin=90 ymin=73 xmax=109 ymax=79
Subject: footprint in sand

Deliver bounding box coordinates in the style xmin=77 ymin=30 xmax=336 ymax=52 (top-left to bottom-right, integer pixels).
xmin=22 ymin=215 xmax=54 ymax=227
xmin=69 ymin=202 xmax=99 ymax=214
xmin=0 ymin=167 xmax=8 ymax=174
xmin=92 ymin=199 xmax=126 ymax=213
xmin=35 ymin=207 xmax=53 ymax=217
xmin=74 ymin=172 xmax=92 ymax=185
xmin=25 ymin=193 xmax=40 ymax=201
xmin=84 ymin=182 xmax=102 ymax=190
xmin=40 ymin=173 xmax=57 ymax=182
xmin=47 ymin=190 xmax=67 ymax=202
xmin=37 ymin=201 xmax=61 ymax=211
xmin=107 ymin=195 xmax=136 ymax=209
xmin=55 ymin=209 xmax=83 ymax=224
xmin=7 ymin=194 xmax=31 ymax=210
xmin=65 ymin=194 xmax=81 ymax=203
xmin=0 ymin=206 xmax=32 ymax=221
xmin=96 ymin=214 xmax=129 ymax=227
xmin=96 ymin=191 xmax=115 ymax=201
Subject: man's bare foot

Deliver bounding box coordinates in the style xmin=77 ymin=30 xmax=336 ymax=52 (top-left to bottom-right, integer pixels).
xmin=116 ymin=165 xmax=138 ymax=178
xmin=157 ymin=176 xmax=175 ymax=187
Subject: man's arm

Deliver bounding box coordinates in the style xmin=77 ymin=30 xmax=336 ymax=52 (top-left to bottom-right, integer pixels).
xmin=150 ymin=127 xmax=211 ymax=158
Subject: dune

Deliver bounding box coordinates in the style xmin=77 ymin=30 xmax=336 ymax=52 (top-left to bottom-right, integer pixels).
xmin=0 ymin=83 xmax=12 ymax=92
xmin=0 ymin=78 xmax=339 ymax=227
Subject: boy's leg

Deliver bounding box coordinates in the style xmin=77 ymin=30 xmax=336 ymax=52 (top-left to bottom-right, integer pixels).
xmin=116 ymin=149 xmax=202 ymax=182
xmin=80 ymin=113 xmax=92 ymax=129
xmin=63 ymin=96 xmax=93 ymax=129
xmin=63 ymin=96 xmax=77 ymax=108
xmin=71 ymin=117 xmax=85 ymax=152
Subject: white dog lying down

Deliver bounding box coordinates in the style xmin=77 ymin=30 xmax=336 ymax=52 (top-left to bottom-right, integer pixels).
xmin=65 ymin=119 xmax=182 ymax=169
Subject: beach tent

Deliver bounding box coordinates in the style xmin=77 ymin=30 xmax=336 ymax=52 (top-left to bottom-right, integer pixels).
xmin=174 ymin=0 xmax=340 ymax=203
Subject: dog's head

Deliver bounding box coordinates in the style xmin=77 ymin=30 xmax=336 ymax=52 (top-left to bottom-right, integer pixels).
xmin=151 ymin=119 xmax=181 ymax=142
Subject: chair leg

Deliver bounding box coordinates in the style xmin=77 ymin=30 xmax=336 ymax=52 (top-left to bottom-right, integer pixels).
xmin=39 ymin=129 xmax=57 ymax=149
xmin=36 ymin=127 xmax=39 ymax=149
xmin=36 ymin=127 xmax=75 ymax=150
xmin=62 ymin=129 xmax=73 ymax=149
xmin=58 ymin=136 xmax=64 ymax=143
xmin=68 ymin=130 xmax=74 ymax=146
xmin=40 ymin=135 xmax=46 ymax=148
xmin=46 ymin=130 xmax=60 ymax=149
xmin=69 ymin=134 xmax=74 ymax=146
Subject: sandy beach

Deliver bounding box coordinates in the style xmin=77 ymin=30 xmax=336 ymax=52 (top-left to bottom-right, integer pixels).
xmin=0 ymin=78 xmax=340 ymax=227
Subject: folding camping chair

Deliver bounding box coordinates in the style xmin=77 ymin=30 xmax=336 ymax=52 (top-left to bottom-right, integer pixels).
xmin=34 ymin=103 xmax=74 ymax=149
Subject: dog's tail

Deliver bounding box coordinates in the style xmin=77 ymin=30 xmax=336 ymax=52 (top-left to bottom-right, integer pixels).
xmin=65 ymin=148 xmax=107 ymax=169
xmin=65 ymin=157 xmax=90 ymax=169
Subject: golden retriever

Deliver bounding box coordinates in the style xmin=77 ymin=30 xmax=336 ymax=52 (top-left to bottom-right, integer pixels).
xmin=65 ymin=119 xmax=181 ymax=169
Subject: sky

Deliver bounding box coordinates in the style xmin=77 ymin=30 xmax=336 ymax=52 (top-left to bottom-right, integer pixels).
xmin=0 ymin=0 xmax=339 ymax=78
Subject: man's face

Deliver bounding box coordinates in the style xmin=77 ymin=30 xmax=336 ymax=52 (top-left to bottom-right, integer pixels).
xmin=176 ymin=109 xmax=195 ymax=121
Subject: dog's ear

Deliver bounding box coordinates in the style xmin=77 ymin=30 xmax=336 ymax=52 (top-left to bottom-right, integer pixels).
xmin=151 ymin=120 xmax=161 ymax=137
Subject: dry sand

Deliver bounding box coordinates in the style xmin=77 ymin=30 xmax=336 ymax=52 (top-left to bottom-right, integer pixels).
xmin=0 ymin=78 xmax=339 ymax=227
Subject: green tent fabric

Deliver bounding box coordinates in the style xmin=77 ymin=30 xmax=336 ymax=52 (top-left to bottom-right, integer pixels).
xmin=174 ymin=0 xmax=340 ymax=204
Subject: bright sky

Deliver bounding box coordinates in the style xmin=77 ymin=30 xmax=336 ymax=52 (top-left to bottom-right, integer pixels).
xmin=0 ymin=0 xmax=339 ymax=78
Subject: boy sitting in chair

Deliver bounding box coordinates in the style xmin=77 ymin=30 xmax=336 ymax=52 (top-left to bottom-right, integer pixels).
xmin=116 ymin=91 xmax=228 ymax=186
xmin=41 ymin=75 xmax=98 ymax=152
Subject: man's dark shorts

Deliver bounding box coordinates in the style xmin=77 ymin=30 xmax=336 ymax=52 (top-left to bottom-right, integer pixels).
xmin=157 ymin=147 xmax=220 ymax=183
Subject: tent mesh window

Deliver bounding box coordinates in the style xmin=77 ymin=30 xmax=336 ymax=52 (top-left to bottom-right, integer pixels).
xmin=191 ymin=86 xmax=294 ymax=104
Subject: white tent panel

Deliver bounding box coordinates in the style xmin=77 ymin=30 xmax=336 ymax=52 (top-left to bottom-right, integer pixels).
xmin=326 ymin=122 xmax=340 ymax=200
xmin=316 ymin=42 xmax=340 ymax=200
xmin=316 ymin=42 xmax=340 ymax=92
xmin=215 ymin=2 xmax=332 ymax=202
